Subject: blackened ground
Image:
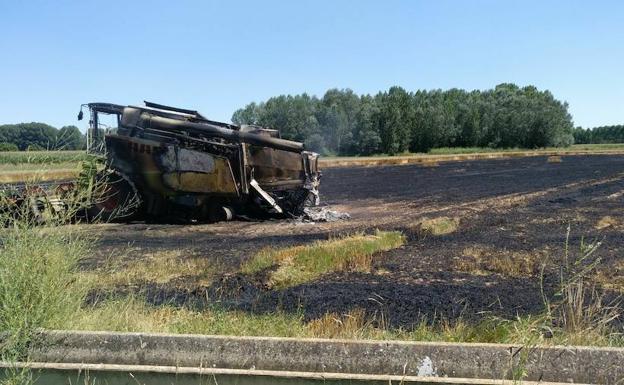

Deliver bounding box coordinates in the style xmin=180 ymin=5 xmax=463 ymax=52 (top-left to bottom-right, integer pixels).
xmin=87 ymin=155 xmax=624 ymax=328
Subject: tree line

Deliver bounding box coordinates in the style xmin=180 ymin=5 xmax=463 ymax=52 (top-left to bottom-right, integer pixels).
xmin=573 ymin=125 xmax=624 ymax=144
xmin=232 ymin=83 xmax=575 ymax=155
xmin=0 ymin=123 xmax=85 ymax=151
xmin=0 ymin=84 xmax=586 ymax=155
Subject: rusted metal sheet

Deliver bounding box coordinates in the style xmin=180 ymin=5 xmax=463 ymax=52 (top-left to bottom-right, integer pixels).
xmin=162 ymin=164 xmax=238 ymax=194
xmin=161 ymin=147 xmax=217 ymax=173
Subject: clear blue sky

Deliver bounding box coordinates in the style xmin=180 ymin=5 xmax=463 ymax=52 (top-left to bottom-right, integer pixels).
xmin=1 ymin=0 xmax=622 ymax=130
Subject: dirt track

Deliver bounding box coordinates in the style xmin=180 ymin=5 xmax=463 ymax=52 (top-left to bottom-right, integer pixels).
xmin=88 ymin=154 xmax=624 ymax=327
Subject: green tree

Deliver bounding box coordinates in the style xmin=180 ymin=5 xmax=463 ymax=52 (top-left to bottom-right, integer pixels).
xmin=581 ymin=125 xmax=624 ymax=143
xmin=231 ymin=83 xmax=576 ymax=156
xmin=57 ymin=125 xmax=85 ymax=150
xmin=376 ymin=86 xmax=413 ymax=154
xmin=317 ymin=89 xmax=360 ymax=154
xmin=231 ymin=102 xmax=262 ymax=125
xmin=0 ymin=142 xmax=18 ymax=151
xmin=352 ymin=95 xmax=381 ymax=155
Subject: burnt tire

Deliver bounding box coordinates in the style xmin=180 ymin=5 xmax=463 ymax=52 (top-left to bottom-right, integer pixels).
xmin=20 ymin=186 xmax=52 ymax=225
xmin=26 ymin=195 xmax=48 ymax=225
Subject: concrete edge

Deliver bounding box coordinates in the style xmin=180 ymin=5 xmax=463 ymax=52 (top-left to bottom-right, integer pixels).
xmin=22 ymin=330 xmax=624 ymax=384
xmin=39 ymin=329 xmax=622 ymax=353
xmin=0 ymin=362 xmax=586 ymax=385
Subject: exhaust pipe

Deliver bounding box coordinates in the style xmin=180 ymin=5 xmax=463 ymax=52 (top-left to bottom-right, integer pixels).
xmin=121 ymin=107 xmax=304 ymax=153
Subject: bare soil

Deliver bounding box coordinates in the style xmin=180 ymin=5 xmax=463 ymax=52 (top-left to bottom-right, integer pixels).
xmin=85 ymin=154 xmax=624 ymax=328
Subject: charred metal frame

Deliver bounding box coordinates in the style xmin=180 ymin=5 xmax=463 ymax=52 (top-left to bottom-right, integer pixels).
xmin=79 ymin=101 xmax=320 ymax=222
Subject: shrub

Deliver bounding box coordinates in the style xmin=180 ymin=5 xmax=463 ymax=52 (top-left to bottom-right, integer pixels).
xmin=0 ymin=143 xmax=18 ymax=152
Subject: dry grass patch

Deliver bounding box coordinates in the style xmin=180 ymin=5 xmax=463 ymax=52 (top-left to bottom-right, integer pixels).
xmin=547 ymin=155 xmax=562 ymax=163
xmin=82 ymin=249 xmax=218 ymax=289
xmin=413 ymin=216 xmax=460 ymax=236
xmin=241 ymin=230 xmax=405 ymax=289
xmin=419 ymin=160 xmax=439 ymax=167
xmin=305 ymin=308 xmax=399 ymax=339
xmin=607 ymin=190 xmax=624 ymax=200
xmin=595 ymin=215 xmax=619 ymax=230
xmin=306 ymin=308 xmax=371 ymax=339
xmin=454 ymin=246 xmax=545 ymax=277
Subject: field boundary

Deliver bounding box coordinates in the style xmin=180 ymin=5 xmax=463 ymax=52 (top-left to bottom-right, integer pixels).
xmin=12 ymin=330 xmax=624 ymax=383
xmin=2 ymin=150 xmax=624 ymax=183
xmin=320 ymin=149 xmax=624 ymax=168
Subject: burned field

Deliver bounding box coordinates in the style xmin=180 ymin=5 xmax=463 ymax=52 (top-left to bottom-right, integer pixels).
xmin=85 ymin=154 xmax=624 ymax=330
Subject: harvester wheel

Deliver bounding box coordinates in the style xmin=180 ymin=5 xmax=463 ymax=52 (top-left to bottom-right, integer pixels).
xmin=22 ymin=186 xmax=52 ymax=225
xmin=86 ymin=171 xmax=141 ymax=222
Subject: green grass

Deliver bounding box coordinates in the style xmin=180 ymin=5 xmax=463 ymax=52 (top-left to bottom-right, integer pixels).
xmin=66 ymin=296 xmax=624 ymax=347
xmin=68 ymin=296 xmax=309 ymax=338
xmin=569 ymin=143 xmax=624 ymax=150
xmin=0 ymin=226 xmax=91 ymax=359
xmin=0 ymin=223 xmax=91 ymax=383
xmin=81 ymin=249 xmax=220 ymax=289
xmin=0 ymin=166 xmax=108 ymax=364
xmin=241 ymin=230 xmax=406 ymax=288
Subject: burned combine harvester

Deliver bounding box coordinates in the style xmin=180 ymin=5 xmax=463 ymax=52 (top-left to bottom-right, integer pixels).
xmin=80 ymin=101 xmax=320 ymax=222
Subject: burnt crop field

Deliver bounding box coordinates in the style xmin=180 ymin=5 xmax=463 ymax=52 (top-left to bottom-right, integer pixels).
xmin=85 ymin=154 xmax=624 ymax=329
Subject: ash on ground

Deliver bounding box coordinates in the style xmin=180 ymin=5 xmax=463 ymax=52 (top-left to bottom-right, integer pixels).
xmin=300 ymin=206 xmax=351 ymax=222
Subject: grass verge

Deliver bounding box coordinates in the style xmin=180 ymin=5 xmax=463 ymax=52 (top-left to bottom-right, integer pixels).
xmin=241 ymin=230 xmax=405 ymax=288
xmin=67 ymin=296 xmax=624 ymax=348
xmin=67 ymin=296 xmax=308 ymax=337
xmin=0 ymin=226 xmax=91 ymax=359
xmin=82 ymin=250 xmax=219 ymax=289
